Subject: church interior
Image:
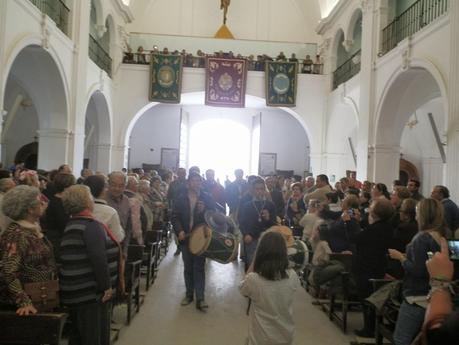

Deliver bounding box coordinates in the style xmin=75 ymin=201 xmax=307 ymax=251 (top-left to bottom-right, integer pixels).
xmin=0 ymin=0 xmax=458 ymax=344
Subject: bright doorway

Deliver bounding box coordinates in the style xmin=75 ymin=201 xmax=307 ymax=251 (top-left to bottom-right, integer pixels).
xmin=188 ymin=119 xmax=253 ymax=183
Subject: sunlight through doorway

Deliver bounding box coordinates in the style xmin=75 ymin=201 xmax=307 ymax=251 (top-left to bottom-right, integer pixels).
xmin=188 ymin=119 xmax=253 ymax=183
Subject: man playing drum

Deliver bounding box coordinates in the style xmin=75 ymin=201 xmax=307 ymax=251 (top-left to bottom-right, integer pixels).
xmin=171 ymin=172 xmax=216 ymax=311
xmin=239 ymin=177 xmax=277 ymax=270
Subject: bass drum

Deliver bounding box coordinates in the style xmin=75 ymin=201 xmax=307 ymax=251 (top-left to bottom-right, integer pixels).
xmin=287 ymin=240 xmax=309 ymax=271
xmin=189 ymin=224 xmax=239 ymax=264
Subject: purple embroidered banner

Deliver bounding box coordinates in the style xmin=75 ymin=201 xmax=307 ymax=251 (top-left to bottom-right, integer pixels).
xmin=205 ymin=57 xmax=248 ymax=108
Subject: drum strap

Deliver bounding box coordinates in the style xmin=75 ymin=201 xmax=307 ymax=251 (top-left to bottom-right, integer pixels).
xmin=246 ymin=298 xmax=251 ymax=315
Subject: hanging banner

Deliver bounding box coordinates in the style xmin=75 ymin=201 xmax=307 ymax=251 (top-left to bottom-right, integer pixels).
xmin=205 ymin=57 xmax=247 ymax=108
xmin=265 ymin=61 xmax=298 ymax=107
xmin=149 ymin=54 xmax=183 ymax=103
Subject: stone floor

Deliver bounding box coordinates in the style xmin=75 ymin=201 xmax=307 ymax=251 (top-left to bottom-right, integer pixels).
xmin=114 ymin=244 xmax=361 ymax=345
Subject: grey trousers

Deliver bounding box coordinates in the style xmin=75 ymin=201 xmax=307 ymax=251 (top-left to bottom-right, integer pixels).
xmin=181 ymin=243 xmax=206 ymax=301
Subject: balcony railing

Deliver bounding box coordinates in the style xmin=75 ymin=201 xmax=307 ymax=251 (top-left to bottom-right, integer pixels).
xmin=89 ymin=35 xmax=112 ymax=77
xmin=333 ymin=50 xmax=361 ymax=90
xmin=28 ymin=0 xmax=70 ymax=36
xmin=123 ymin=51 xmax=324 ymax=75
xmin=381 ymin=0 xmax=449 ymax=55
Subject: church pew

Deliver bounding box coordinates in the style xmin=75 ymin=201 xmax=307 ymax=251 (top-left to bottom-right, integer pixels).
xmin=125 ymin=245 xmax=144 ymax=324
xmin=320 ymin=253 xmax=359 ymax=333
xmin=0 ymin=311 xmax=67 ymax=345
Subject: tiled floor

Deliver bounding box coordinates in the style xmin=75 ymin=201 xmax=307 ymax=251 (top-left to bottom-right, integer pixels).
xmin=114 ymin=244 xmax=359 ymax=345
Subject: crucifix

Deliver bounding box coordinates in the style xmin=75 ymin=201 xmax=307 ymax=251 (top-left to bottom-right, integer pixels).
xmin=220 ymin=0 xmax=231 ymax=25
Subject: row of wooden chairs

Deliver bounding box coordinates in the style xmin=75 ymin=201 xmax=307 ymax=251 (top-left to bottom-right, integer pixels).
xmin=124 ymin=224 xmax=171 ymax=324
xmin=0 ymin=225 xmax=172 ymax=345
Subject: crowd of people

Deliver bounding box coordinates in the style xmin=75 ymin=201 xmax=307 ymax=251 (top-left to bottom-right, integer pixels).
xmin=0 ymin=162 xmax=457 ymax=345
xmin=123 ymin=46 xmax=324 ymax=74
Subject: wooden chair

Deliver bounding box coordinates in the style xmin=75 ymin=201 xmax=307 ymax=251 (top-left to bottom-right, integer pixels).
xmin=151 ymin=227 xmax=164 ymax=262
xmin=125 ymin=244 xmax=144 ymax=324
xmin=0 ymin=311 xmax=67 ymax=345
xmin=370 ymin=279 xmax=398 ymax=345
xmin=144 ymin=230 xmax=161 ymax=289
xmin=321 ymin=253 xmax=359 ymax=333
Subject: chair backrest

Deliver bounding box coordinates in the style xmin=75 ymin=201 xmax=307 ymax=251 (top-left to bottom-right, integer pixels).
xmin=0 ymin=312 xmax=67 ymax=345
xmin=127 ymin=245 xmax=145 ymax=263
xmin=145 ymin=230 xmax=158 ymax=244
xmin=329 ymin=253 xmax=353 ymax=272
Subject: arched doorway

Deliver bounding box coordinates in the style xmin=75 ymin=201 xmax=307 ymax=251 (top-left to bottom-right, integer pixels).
xmin=373 ymin=65 xmax=446 ymax=195
xmin=2 ymin=45 xmax=68 ymax=170
xmin=15 ymin=142 xmax=38 ymax=170
xmin=84 ymin=91 xmax=112 ymax=173
xmin=124 ymin=93 xmax=312 ymax=179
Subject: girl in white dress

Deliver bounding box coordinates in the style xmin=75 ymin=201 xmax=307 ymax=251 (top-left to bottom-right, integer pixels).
xmin=240 ymin=231 xmax=300 ymax=345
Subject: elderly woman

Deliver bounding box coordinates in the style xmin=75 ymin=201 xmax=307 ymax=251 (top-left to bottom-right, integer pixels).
xmin=285 ymin=183 xmax=306 ymax=226
xmin=0 ymin=185 xmax=56 ymax=315
xmin=17 ymin=169 xmax=40 ymax=188
xmin=149 ymin=176 xmax=166 ymax=226
xmin=138 ymin=179 xmax=154 ymax=232
xmin=60 ymin=185 xmax=112 ymax=345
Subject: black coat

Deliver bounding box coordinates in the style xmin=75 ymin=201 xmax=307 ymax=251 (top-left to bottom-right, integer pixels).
xmin=171 ymin=190 xmax=216 ymax=240
xmin=349 ymin=220 xmax=394 ymax=277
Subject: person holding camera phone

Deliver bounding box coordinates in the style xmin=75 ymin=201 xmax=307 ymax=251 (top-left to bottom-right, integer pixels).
xmin=412 ymin=237 xmax=459 ymax=344
xmin=389 ymin=198 xmax=446 ymax=345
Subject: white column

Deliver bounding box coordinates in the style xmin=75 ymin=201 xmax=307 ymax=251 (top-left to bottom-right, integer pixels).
xmin=110 ymin=145 xmax=128 ymax=171
xmin=37 ymin=129 xmax=70 ymax=170
xmin=445 ymin=0 xmax=459 ymax=202
xmin=357 ymin=0 xmax=377 ymax=181
xmin=421 ymin=157 xmax=445 ymax=196
xmin=67 ymin=0 xmax=91 ymax=177
xmin=94 ymin=143 xmax=112 ymax=173
xmin=372 ymin=144 xmax=400 ymax=187
xmin=309 ymin=152 xmax=326 ymax=177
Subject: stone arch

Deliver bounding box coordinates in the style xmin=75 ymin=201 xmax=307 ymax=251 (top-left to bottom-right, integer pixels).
xmin=2 ymin=43 xmax=69 ymax=170
xmin=374 ymin=60 xmax=447 ymax=147
xmin=373 ymin=59 xmax=448 ymax=186
xmin=84 ymin=89 xmax=112 ymax=172
xmin=331 ymin=28 xmax=347 ymax=70
xmin=346 ymin=8 xmax=363 ymax=44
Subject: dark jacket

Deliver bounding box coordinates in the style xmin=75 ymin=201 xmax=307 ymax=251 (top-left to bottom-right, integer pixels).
xmin=239 ymin=199 xmax=276 ymax=239
xmin=269 ymin=188 xmax=285 ymax=218
xmin=442 ymin=198 xmax=459 ymax=233
xmin=402 ymin=231 xmax=440 ymax=297
xmin=391 ymin=220 xmax=418 ymax=253
xmin=328 ymin=218 xmax=360 ymax=253
xmin=225 ymin=179 xmax=248 ymax=214
xmin=349 ymin=220 xmax=394 ymax=277
xmin=171 ymin=190 xmax=216 ymax=240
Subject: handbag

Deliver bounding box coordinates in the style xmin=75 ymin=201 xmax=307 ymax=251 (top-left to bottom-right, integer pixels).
xmin=23 ymin=280 xmax=59 ymax=312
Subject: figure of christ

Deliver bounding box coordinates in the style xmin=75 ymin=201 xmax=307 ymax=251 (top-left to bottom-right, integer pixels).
xmin=220 ymin=0 xmax=230 ymax=24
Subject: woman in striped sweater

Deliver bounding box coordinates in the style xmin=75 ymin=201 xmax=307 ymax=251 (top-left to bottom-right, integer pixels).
xmin=60 ymin=185 xmax=112 ymax=345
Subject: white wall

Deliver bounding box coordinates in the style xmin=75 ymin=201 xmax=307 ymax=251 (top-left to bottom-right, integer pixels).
xmin=4 ymin=105 xmax=39 ymax=168
xmin=128 ymin=105 xmax=181 ymax=168
xmin=127 ymin=103 xmax=310 ymax=177
xmin=400 ymin=98 xmax=445 ymax=196
xmin=127 ymin=0 xmax=321 ymax=44
xmin=260 ymin=109 xmax=310 ymax=176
